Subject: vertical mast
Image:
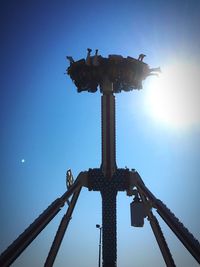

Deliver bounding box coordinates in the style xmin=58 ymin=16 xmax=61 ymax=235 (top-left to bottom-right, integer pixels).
xmin=100 ymin=77 xmax=117 ymax=267
xmin=101 ymin=77 xmax=117 ymax=178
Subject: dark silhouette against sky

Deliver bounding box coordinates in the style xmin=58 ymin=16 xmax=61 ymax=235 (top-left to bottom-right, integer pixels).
xmin=0 ymin=0 xmax=200 ymax=266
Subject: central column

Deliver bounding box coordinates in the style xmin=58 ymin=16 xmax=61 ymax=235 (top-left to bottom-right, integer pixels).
xmin=100 ymin=78 xmax=117 ymax=267
xmin=101 ymin=187 xmax=117 ymax=267
xmin=101 ymin=78 xmax=117 ymax=178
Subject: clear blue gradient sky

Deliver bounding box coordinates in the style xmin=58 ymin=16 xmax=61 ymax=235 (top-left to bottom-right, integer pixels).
xmin=0 ymin=0 xmax=200 ymax=266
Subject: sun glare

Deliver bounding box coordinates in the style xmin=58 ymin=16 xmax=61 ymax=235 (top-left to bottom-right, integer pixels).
xmin=144 ymin=60 xmax=200 ymax=130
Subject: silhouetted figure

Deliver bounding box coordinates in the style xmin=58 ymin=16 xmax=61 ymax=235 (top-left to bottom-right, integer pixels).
xmin=66 ymin=56 xmax=74 ymax=65
xmin=93 ymin=49 xmax=99 ymax=66
xmin=138 ymin=54 xmax=146 ymax=61
xmin=149 ymin=67 xmax=161 ymax=73
xmin=86 ymin=48 xmax=92 ymax=65
xmin=147 ymin=67 xmax=161 ymax=77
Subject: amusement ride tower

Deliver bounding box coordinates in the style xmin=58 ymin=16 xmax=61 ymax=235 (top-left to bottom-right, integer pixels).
xmin=0 ymin=49 xmax=200 ymax=267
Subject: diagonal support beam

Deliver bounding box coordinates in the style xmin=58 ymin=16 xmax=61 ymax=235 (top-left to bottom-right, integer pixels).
xmin=155 ymin=199 xmax=200 ymax=265
xmin=138 ymin=189 xmax=176 ymax=267
xmin=0 ymin=172 xmax=87 ymax=267
xmin=134 ymin=172 xmax=200 ymax=264
xmin=44 ymin=186 xmax=82 ymax=267
xmin=148 ymin=212 xmax=176 ymax=267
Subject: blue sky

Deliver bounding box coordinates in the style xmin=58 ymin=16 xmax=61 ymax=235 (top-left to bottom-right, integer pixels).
xmin=0 ymin=0 xmax=200 ymax=266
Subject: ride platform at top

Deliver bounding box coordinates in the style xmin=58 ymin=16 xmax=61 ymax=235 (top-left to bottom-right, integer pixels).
xmin=67 ymin=49 xmax=160 ymax=94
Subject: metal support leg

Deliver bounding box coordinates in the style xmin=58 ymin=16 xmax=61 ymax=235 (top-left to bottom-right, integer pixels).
xmin=135 ymin=173 xmax=200 ymax=264
xmin=148 ymin=213 xmax=176 ymax=267
xmin=155 ymin=199 xmax=200 ymax=264
xmin=0 ymin=174 xmax=84 ymax=267
xmin=44 ymin=186 xmax=82 ymax=267
xmin=138 ymin=189 xmax=176 ymax=267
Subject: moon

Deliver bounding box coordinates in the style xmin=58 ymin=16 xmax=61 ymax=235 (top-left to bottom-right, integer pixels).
xmin=144 ymin=60 xmax=200 ymax=130
xmin=21 ymin=159 xmax=25 ymax=163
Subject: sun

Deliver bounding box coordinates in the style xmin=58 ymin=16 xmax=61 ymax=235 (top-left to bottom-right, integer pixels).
xmin=144 ymin=60 xmax=200 ymax=130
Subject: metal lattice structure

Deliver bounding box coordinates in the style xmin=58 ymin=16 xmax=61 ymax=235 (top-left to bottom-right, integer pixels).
xmin=0 ymin=49 xmax=199 ymax=267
